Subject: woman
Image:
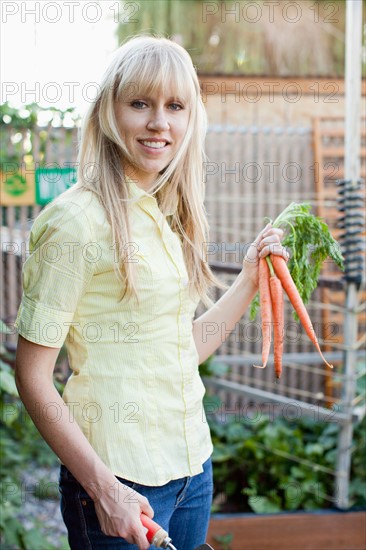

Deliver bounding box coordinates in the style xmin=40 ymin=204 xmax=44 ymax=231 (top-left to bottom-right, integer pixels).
xmin=14 ymin=35 xmax=287 ymax=549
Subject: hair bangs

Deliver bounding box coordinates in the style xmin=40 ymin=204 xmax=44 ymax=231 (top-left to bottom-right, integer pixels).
xmin=115 ymin=43 xmax=196 ymax=109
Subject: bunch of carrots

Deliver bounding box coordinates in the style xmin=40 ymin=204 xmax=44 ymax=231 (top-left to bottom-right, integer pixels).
xmin=255 ymin=254 xmax=334 ymax=380
xmin=251 ymin=203 xmax=344 ymax=380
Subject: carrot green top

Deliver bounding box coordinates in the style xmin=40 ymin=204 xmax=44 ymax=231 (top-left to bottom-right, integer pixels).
xmin=250 ymin=202 xmax=344 ymax=320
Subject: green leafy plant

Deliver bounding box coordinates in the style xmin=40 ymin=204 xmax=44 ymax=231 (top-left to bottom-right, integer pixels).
xmin=0 ymin=320 xmax=68 ymax=549
xmin=0 ymin=102 xmax=77 ymax=130
xmin=213 ymin=532 xmax=233 ymax=550
xmin=205 ymin=392 xmax=366 ymax=514
xmin=199 ymin=355 xmax=230 ymax=378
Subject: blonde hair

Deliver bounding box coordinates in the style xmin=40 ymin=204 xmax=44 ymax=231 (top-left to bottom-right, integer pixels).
xmin=75 ymin=34 xmax=225 ymax=306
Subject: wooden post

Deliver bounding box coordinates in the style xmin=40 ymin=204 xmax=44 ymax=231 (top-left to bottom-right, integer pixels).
xmin=335 ymin=0 xmax=363 ymax=510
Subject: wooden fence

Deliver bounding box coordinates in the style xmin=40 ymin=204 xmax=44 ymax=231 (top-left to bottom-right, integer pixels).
xmin=1 ymin=123 xmax=364 ymax=409
xmin=202 ymin=125 xmax=354 ymax=408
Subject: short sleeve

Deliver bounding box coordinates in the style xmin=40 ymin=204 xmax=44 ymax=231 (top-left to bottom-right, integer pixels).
xmin=14 ymin=199 xmax=96 ymax=348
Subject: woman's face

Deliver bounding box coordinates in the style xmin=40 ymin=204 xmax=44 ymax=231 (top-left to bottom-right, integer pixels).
xmin=115 ymin=89 xmax=190 ymax=190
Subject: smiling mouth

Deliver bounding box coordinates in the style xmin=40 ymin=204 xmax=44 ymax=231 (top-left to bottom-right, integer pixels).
xmin=138 ymin=140 xmax=170 ymax=149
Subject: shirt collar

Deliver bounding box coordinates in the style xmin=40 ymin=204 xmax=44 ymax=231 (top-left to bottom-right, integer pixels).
xmin=126 ymin=177 xmax=178 ymax=217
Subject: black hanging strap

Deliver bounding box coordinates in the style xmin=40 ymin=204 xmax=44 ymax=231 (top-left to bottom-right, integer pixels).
xmin=337 ymin=179 xmax=365 ymax=288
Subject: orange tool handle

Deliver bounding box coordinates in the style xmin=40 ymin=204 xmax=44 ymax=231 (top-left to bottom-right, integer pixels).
xmin=140 ymin=514 xmax=169 ymax=546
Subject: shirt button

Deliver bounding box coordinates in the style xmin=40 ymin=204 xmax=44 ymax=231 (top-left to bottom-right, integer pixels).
xmin=182 ymin=278 xmax=189 ymax=288
xmin=23 ymin=272 xmax=29 ymax=289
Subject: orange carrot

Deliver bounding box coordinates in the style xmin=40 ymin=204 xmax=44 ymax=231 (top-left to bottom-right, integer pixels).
xmin=270 ymin=254 xmax=333 ymax=369
xmin=269 ymin=273 xmax=284 ymax=380
xmin=254 ymin=258 xmax=272 ymax=369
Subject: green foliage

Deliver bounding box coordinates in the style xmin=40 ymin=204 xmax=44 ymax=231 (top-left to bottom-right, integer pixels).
xmin=116 ymin=1 xmax=349 ymax=77
xmin=0 ymin=102 xmax=76 ymax=130
xmin=206 ymin=394 xmax=366 ymax=513
xmin=274 ymin=203 xmax=344 ymax=302
xmin=199 ymin=355 xmax=230 ymax=378
xmin=250 ymin=202 xmax=344 ymax=320
xmin=0 ymin=321 xmax=66 ymax=549
xmin=0 ymin=101 xmax=79 ymax=170
xmin=0 ymin=103 xmax=38 ymax=131
xmin=200 ymin=339 xmax=366 ymax=515
xmin=213 ymin=532 xmax=233 ymax=550
xmin=349 ymin=363 xmax=366 ymax=505
xmin=1 ymin=518 xmax=69 ymax=550
xmin=249 ymin=293 xmax=260 ymax=321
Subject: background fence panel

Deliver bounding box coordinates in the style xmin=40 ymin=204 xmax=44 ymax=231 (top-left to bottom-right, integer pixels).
xmin=2 ymin=123 xmax=360 ymax=407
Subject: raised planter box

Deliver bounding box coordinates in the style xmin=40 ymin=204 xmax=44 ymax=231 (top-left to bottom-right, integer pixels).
xmin=207 ymin=510 xmax=366 ymax=550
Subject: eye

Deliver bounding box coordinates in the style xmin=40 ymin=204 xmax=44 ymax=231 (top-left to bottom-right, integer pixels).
xmin=131 ymin=100 xmax=147 ymax=109
xmin=168 ymin=103 xmax=184 ymax=111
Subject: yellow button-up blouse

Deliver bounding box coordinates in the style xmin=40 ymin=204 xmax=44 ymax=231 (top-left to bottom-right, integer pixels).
xmin=14 ymin=179 xmax=213 ymax=485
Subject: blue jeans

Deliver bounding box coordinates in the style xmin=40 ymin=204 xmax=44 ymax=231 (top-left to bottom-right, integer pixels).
xmin=59 ymin=457 xmax=213 ymax=549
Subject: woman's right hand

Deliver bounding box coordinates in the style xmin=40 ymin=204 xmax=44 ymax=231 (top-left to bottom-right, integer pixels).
xmin=94 ymin=484 xmax=154 ymax=549
xmin=14 ymin=336 xmax=154 ymax=549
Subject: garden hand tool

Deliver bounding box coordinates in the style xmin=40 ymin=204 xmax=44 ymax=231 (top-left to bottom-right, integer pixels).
xmin=140 ymin=514 xmax=214 ymax=549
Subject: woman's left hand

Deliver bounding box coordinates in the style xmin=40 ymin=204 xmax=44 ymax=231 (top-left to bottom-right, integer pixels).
xmin=242 ymin=223 xmax=289 ymax=288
